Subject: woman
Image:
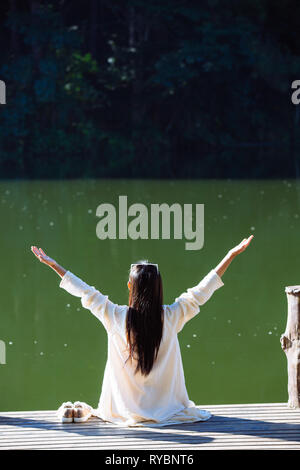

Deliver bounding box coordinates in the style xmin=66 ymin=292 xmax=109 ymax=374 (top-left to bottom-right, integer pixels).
xmin=31 ymin=235 xmax=253 ymax=427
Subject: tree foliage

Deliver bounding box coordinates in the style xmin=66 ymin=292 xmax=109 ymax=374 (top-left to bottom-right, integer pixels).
xmin=0 ymin=0 xmax=300 ymax=178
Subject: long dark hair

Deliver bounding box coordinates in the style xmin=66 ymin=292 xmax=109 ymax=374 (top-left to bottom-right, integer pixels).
xmin=126 ymin=261 xmax=164 ymax=376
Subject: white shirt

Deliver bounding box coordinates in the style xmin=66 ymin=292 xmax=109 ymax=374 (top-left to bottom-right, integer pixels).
xmin=59 ymin=269 xmax=224 ymax=427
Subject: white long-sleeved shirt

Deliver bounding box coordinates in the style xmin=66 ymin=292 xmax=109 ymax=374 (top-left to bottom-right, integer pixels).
xmin=59 ymin=269 xmax=224 ymax=427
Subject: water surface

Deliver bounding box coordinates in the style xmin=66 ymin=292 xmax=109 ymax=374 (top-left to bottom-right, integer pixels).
xmin=0 ymin=179 xmax=298 ymax=411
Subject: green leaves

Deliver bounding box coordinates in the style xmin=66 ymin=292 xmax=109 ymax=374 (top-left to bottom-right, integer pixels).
xmin=0 ymin=0 xmax=299 ymax=178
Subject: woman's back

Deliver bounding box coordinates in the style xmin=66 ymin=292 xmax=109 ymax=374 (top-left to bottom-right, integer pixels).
xmin=59 ymin=267 xmax=224 ymax=426
xmin=31 ymin=236 xmax=253 ymax=425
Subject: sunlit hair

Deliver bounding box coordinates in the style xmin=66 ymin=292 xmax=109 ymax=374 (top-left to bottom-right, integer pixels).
xmin=126 ymin=260 xmax=164 ymax=376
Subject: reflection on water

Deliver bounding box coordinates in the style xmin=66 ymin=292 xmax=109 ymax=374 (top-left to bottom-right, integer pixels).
xmin=0 ymin=179 xmax=299 ymax=411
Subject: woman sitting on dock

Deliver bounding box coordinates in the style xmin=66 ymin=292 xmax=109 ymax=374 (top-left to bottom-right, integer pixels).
xmin=31 ymin=235 xmax=253 ymax=427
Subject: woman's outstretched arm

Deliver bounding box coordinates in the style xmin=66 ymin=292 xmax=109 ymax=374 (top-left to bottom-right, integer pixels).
xmin=31 ymin=246 xmax=119 ymax=332
xmin=31 ymin=246 xmax=67 ymax=278
xmin=214 ymin=235 xmax=254 ymax=278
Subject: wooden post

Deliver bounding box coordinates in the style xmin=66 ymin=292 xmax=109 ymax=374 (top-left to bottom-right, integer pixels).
xmin=280 ymin=285 xmax=300 ymax=408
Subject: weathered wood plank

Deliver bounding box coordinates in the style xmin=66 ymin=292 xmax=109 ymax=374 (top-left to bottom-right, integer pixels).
xmin=0 ymin=403 xmax=299 ymax=450
xmin=0 ymin=436 xmax=299 ymax=446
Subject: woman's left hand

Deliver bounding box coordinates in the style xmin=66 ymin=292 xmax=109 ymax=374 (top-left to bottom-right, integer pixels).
xmin=31 ymin=246 xmax=56 ymax=268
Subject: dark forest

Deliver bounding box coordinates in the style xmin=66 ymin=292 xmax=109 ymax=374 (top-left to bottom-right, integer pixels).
xmin=1 ymin=0 xmax=300 ymax=179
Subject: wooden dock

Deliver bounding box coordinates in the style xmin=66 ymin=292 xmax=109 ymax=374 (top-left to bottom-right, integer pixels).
xmin=0 ymin=403 xmax=299 ymax=450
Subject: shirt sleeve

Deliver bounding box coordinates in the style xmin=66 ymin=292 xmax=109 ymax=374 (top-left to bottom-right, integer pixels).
xmin=59 ymin=271 xmax=119 ymax=332
xmin=166 ymin=269 xmax=224 ymax=333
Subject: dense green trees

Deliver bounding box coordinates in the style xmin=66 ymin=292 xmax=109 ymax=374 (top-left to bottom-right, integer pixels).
xmin=0 ymin=0 xmax=300 ymax=179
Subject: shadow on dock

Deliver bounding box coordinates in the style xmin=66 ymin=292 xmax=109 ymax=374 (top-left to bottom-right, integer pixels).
xmin=1 ymin=412 xmax=299 ymax=446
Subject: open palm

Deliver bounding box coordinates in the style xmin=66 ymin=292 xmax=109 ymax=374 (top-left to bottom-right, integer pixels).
xmin=31 ymin=246 xmax=55 ymax=267
xmin=230 ymin=235 xmax=254 ymax=257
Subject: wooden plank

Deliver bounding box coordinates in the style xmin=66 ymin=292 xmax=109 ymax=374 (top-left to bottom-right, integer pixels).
xmin=2 ymin=408 xmax=295 ymax=416
xmin=0 ymin=441 xmax=299 ymax=450
xmin=1 ymin=416 xmax=299 ymax=427
xmin=0 ymin=403 xmax=299 ymax=450
xmin=0 ymin=408 xmax=300 ymax=418
xmin=0 ymin=433 xmax=298 ymax=447
xmin=0 ymin=423 xmax=298 ymax=434
xmin=1 ymin=426 xmax=299 ymax=438
xmin=0 ymin=403 xmax=292 ymax=415
xmin=0 ymin=436 xmax=299 ymax=446
xmin=0 ymin=436 xmax=298 ymax=447
xmin=0 ymin=426 xmax=297 ymax=437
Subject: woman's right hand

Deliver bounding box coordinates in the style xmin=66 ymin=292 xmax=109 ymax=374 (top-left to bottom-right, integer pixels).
xmin=228 ymin=235 xmax=254 ymax=258
xmin=215 ymin=235 xmax=254 ymax=278
xmin=31 ymin=246 xmax=56 ymax=268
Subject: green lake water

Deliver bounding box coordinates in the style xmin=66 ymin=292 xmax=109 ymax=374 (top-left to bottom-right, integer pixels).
xmin=0 ymin=178 xmax=299 ymax=412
